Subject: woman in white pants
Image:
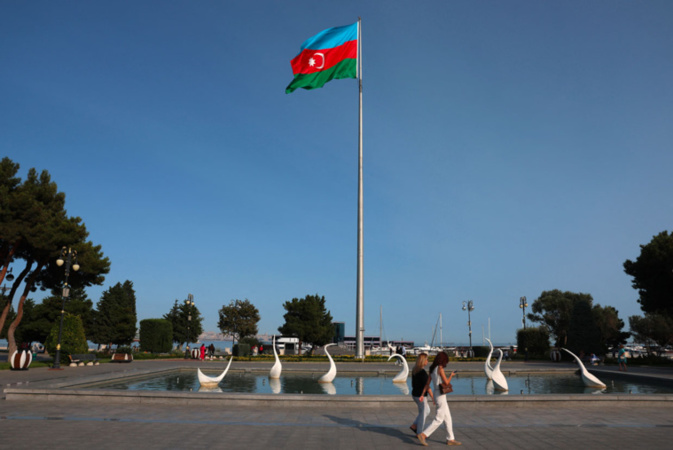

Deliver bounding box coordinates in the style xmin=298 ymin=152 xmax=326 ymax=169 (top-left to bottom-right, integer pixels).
xmin=417 ymin=351 xmax=461 ymax=446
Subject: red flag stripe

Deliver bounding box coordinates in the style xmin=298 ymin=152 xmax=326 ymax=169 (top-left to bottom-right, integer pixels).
xmin=290 ymin=40 xmax=357 ymax=76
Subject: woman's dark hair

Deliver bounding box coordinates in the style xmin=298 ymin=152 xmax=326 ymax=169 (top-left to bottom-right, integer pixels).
xmin=428 ymin=351 xmax=449 ymax=374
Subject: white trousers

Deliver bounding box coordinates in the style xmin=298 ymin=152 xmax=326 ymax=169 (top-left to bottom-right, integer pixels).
xmin=421 ymin=394 xmax=455 ymax=441
xmin=412 ymin=396 xmax=431 ymax=434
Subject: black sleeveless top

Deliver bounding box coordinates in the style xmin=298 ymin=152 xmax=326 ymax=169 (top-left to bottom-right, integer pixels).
xmin=412 ymin=369 xmax=429 ymax=397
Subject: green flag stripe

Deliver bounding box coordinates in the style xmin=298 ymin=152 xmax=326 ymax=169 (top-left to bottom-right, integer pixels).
xmin=286 ymin=58 xmax=356 ymax=93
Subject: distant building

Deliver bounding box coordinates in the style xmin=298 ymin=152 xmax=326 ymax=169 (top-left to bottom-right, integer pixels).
xmin=343 ymin=335 xmax=382 ymax=349
xmin=333 ymin=322 xmax=345 ymax=344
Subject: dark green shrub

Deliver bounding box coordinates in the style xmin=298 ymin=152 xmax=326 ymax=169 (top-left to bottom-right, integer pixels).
xmin=139 ymin=318 xmax=173 ymax=353
xmin=45 ymin=313 xmax=88 ymax=365
xmin=233 ymin=343 xmax=251 ymax=356
xmin=472 ymin=346 xmax=490 ymax=358
xmin=517 ymin=326 xmax=550 ymax=358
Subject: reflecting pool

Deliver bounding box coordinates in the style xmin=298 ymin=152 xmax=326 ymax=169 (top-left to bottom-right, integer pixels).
xmin=87 ymin=371 xmax=673 ymax=396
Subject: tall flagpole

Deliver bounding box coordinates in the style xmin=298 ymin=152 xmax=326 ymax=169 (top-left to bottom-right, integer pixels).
xmin=355 ymin=17 xmax=365 ymax=359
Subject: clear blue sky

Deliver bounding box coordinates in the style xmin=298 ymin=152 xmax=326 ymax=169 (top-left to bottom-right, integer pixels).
xmin=2 ymin=1 xmax=672 ymax=346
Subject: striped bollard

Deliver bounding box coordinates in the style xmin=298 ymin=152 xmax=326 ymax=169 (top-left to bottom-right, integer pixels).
xmin=10 ymin=350 xmax=33 ymax=370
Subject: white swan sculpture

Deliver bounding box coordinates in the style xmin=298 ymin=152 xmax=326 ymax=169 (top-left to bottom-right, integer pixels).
xmin=269 ymin=377 xmax=281 ymax=394
xmin=197 ymin=356 xmax=233 ymax=387
xmin=387 ymin=353 xmax=410 ymax=383
xmin=318 ymin=343 xmax=337 ymax=383
xmin=321 ymin=382 xmax=337 ymax=395
xmin=484 ymin=338 xmax=495 ymax=380
xmin=270 ymin=336 xmax=282 ymax=379
xmin=561 ymin=348 xmax=606 ymax=388
xmin=492 ymin=349 xmax=509 ymax=391
xmin=392 ymin=380 xmax=410 ymax=395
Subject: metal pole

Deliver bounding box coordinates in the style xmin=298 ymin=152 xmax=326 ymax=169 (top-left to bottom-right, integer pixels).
xmin=53 ymin=249 xmax=73 ymax=369
xmin=355 ymin=17 xmax=365 ymax=359
xmin=468 ymin=307 xmax=472 ymax=350
xmin=463 ymin=300 xmax=474 ymax=355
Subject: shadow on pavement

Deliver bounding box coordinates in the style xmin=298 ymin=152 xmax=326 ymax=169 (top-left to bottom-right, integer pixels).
xmin=323 ymin=414 xmax=417 ymax=445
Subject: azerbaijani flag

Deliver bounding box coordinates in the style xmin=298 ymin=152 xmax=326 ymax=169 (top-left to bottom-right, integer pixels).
xmin=285 ymin=22 xmax=358 ymax=94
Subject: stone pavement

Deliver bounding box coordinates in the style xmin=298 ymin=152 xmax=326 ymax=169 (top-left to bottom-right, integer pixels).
xmin=1 ymin=360 xmax=673 ymax=449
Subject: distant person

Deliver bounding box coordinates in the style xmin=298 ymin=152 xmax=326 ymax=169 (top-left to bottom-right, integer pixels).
xmin=389 ymin=346 xmax=394 ymax=356
xmin=200 ymin=343 xmax=206 ymax=361
xmin=410 ymin=353 xmax=433 ymax=436
xmin=401 ymin=345 xmax=407 ymax=357
xmin=418 ymin=351 xmax=461 ymax=446
xmin=209 ymin=343 xmax=215 ymax=358
xmin=590 ymin=353 xmax=599 ymax=366
xmin=618 ymin=345 xmax=627 ymax=371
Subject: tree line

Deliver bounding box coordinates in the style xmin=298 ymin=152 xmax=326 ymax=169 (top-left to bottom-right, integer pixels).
xmin=1 ymin=158 xmax=337 ymax=358
xmin=154 ymin=294 xmax=334 ymax=355
xmin=519 ymin=230 xmax=673 ymax=358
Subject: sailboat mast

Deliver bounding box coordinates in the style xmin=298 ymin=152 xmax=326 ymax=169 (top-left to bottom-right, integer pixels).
xmin=380 ymin=305 xmax=383 ymax=347
xmin=440 ymin=313 xmax=443 ymax=348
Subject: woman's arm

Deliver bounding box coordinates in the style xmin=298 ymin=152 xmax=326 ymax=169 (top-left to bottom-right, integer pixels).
xmin=439 ymin=366 xmax=455 ymax=385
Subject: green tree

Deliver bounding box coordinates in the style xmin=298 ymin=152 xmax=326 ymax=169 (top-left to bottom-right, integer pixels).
xmin=44 ymin=313 xmax=88 ymax=365
xmin=593 ymin=305 xmax=630 ymax=352
xmin=218 ymin=299 xmax=260 ymax=347
xmin=629 ymin=313 xmax=673 ymax=356
xmin=566 ymin=296 xmax=603 ymax=355
xmin=0 ymin=161 xmax=110 ymax=356
xmin=0 ymin=157 xmax=23 ymax=285
xmin=17 ymin=287 xmax=95 ymax=345
xmin=163 ymin=298 xmax=203 ymax=348
xmin=528 ymin=290 xmax=579 ymax=348
xmin=623 ymin=231 xmax=673 ymax=317
xmin=92 ymin=280 xmax=137 ymax=346
xmin=139 ymin=319 xmax=173 ymax=353
xmin=278 ymin=294 xmax=333 ymax=355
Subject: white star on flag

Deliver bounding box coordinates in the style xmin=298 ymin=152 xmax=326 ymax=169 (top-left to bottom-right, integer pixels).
xmin=308 ymin=57 xmax=316 ymax=67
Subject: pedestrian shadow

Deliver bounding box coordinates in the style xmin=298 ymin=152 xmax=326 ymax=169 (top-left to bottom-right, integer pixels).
xmin=323 ymin=414 xmax=416 ymax=445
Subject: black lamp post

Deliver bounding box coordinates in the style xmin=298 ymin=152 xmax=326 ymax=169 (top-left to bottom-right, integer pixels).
xmin=186 ymin=294 xmax=194 ymax=350
xmin=462 ymin=300 xmax=475 ymax=352
xmin=53 ymin=247 xmax=79 ymax=369
xmin=519 ymin=296 xmax=528 ymax=329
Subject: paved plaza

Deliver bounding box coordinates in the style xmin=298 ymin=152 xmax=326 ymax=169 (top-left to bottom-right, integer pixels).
xmin=2 ymin=359 xmax=672 ymax=449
